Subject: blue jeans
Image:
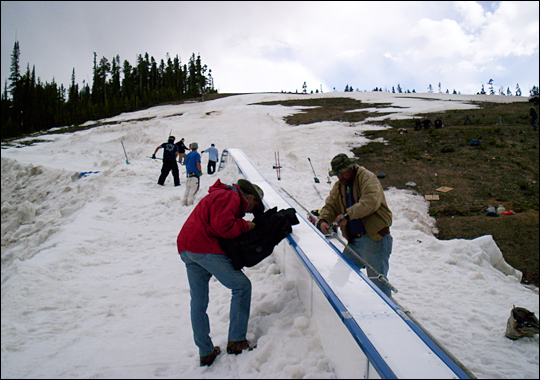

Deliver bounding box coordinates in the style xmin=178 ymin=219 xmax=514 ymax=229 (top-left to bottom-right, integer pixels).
xmin=344 ymin=234 xmax=393 ymax=297
xmin=179 ymin=251 xmax=252 ymax=356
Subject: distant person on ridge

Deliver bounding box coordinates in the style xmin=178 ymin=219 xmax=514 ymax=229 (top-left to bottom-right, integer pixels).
xmin=201 ymin=143 xmax=219 ymax=174
xmin=182 ymin=142 xmax=202 ymax=206
xmin=152 ymin=136 xmax=180 ymax=186
xmin=530 ymin=107 xmax=538 ymax=131
xmin=422 ymin=116 xmax=432 ymax=130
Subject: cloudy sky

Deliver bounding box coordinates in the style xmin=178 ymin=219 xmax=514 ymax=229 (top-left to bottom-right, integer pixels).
xmin=1 ymin=1 xmax=538 ymax=95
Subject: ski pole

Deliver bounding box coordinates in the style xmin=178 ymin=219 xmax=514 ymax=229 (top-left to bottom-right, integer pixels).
xmin=280 ymin=187 xmax=311 ymax=214
xmin=121 ymin=141 xmax=130 ymax=165
xmin=308 ymin=158 xmax=320 ymax=183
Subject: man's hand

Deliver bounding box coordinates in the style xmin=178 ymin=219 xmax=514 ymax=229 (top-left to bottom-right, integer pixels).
xmin=320 ymin=214 xmax=347 ymax=235
xmin=151 ymin=154 xmax=156 ymax=159
xmin=247 ymin=221 xmax=256 ymax=231
xmin=319 ymin=221 xmax=330 ymax=235
xmin=334 ymin=214 xmax=348 ymax=228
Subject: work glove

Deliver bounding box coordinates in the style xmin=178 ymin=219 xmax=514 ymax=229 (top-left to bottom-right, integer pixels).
xmin=199 ymin=171 xmax=203 ymax=176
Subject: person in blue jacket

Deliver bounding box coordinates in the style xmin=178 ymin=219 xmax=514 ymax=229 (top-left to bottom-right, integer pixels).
xmin=201 ymin=143 xmax=219 ymax=174
xmin=182 ymin=142 xmax=202 ymax=205
xmin=152 ymin=136 xmax=180 ymax=186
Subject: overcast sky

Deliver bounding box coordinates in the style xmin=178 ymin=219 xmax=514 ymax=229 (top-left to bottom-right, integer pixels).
xmin=1 ymin=1 xmax=539 ymax=95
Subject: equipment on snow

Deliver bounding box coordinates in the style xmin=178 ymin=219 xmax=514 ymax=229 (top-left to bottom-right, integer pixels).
xmin=280 ymin=187 xmax=311 ymax=215
xmin=308 ymin=157 xmax=320 ymax=183
xmin=78 ymin=171 xmax=100 ymax=178
xmin=505 ymin=306 xmax=539 ymax=340
xmin=273 ymin=152 xmax=282 ymax=180
xmin=307 ymin=209 xmax=320 ymax=225
xmin=313 ymin=184 xmax=323 ymax=200
xmin=121 ymin=141 xmax=130 ymax=164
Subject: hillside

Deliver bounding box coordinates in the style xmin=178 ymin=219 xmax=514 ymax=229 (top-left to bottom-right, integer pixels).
xmin=261 ymin=96 xmax=539 ymax=287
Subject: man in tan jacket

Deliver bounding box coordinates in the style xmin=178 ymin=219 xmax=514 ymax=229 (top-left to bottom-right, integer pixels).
xmin=318 ymin=153 xmax=393 ymax=297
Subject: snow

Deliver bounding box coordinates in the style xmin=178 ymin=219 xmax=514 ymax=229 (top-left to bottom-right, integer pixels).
xmin=1 ymin=91 xmax=538 ymax=379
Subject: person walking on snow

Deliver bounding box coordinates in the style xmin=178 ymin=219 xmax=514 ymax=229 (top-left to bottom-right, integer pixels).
xmin=318 ymin=153 xmax=393 ymax=297
xmin=152 ymin=136 xmax=180 ymax=186
xmin=176 ymin=138 xmax=190 ymax=164
xmin=201 ymin=143 xmax=219 ymax=174
xmin=177 ymin=179 xmax=264 ymax=366
xmin=182 ymin=142 xmax=202 ymax=206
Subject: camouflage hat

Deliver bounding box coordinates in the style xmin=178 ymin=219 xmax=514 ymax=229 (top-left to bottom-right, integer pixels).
xmin=237 ymin=179 xmax=264 ymax=205
xmin=328 ymin=154 xmax=358 ymax=176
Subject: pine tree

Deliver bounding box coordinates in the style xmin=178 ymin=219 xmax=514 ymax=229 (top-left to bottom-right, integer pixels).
xmin=488 ymin=79 xmax=494 ymax=95
xmin=516 ymin=83 xmax=522 ymax=96
xmin=480 ymin=84 xmax=486 ymax=95
xmin=302 ymin=81 xmax=307 ymax=94
xmin=9 ymin=41 xmax=21 ymax=97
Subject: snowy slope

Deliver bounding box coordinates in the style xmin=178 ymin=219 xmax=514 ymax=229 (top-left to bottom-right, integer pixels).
xmin=1 ymin=92 xmax=538 ymax=379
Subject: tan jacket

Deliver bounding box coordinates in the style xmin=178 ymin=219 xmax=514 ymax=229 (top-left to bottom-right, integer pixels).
xmin=318 ymin=165 xmax=392 ymax=242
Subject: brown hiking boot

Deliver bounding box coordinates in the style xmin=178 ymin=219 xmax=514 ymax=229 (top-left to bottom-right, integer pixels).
xmin=200 ymin=346 xmax=221 ymax=366
xmin=226 ymin=340 xmax=256 ymax=355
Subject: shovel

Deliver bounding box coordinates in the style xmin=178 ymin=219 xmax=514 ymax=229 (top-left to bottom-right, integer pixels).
xmin=308 ymin=158 xmax=320 ymax=183
xmin=121 ymin=141 xmax=130 ymax=165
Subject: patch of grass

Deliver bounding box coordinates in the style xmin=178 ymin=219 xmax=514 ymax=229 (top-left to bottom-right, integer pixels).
xmin=266 ymin=96 xmax=539 ymax=287
xmin=257 ymin=97 xmax=399 ymax=125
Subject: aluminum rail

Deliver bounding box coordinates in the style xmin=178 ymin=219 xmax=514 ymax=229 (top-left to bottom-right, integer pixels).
xmin=219 ymin=149 xmax=470 ymax=379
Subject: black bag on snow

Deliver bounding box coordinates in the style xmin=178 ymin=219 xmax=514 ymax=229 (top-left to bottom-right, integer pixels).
xmin=220 ymin=207 xmax=299 ymax=270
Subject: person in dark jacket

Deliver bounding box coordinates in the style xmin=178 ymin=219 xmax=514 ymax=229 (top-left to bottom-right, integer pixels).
xmin=177 ymin=179 xmax=264 ymax=366
xmin=152 ymin=136 xmax=180 ymax=186
xmin=176 ymin=138 xmax=190 ymax=164
xmin=421 ymin=116 xmax=432 ymax=130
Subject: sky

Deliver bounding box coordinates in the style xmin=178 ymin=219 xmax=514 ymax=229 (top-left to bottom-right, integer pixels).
xmin=1 ymin=91 xmax=538 ymax=378
xmin=1 ymin=1 xmax=539 ymax=96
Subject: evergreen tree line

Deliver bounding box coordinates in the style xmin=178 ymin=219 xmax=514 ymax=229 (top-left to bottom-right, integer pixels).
xmin=1 ymin=41 xmax=217 ymax=140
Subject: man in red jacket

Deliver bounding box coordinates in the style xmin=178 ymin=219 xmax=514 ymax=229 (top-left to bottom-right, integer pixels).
xmin=177 ymin=178 xmax=264 ymax=366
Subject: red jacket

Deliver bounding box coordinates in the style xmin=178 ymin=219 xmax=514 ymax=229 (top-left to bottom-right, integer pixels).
xmin=177 ymin=179 xmax=249 ymax=254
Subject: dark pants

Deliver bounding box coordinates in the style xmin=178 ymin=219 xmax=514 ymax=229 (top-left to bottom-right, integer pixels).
xmin=207 ymin=160 xmax=217 ymax=175
xmin=158 ymin=158 xmax=180 ymax=186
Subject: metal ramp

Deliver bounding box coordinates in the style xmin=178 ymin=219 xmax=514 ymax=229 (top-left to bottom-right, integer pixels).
xmin=219 ymin=148 xmax=472 ymax=379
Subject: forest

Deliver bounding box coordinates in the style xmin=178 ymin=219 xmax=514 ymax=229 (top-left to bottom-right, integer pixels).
xmin=1 ymin=41 xmax=217 ymax=140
